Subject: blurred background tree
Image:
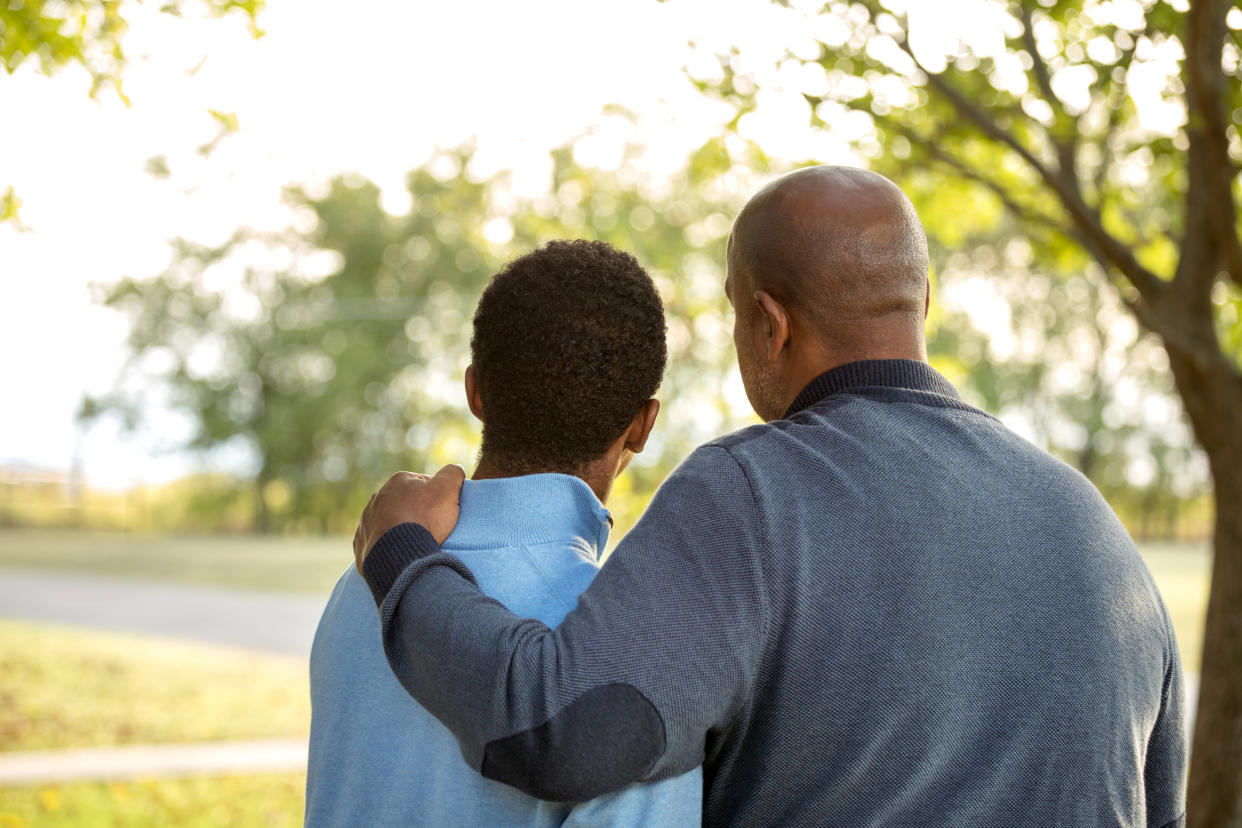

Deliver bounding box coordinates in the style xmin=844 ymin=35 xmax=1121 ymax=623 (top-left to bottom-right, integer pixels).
xmin=81 ymin=130 xmax=774 ymax=533
xmin=688 ymin=0 xmax=1239 ymax=820
xmin=83 ymin=164 xmax=497 ymax=533
xmin=82 ymin=119 xmax=1208 ymax=537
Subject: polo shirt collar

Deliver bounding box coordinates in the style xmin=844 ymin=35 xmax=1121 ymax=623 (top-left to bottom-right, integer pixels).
xmin=444 ymin=473 xmax=612 ymax=556
xmin=784 ymin=358 xmax=962 ymax=419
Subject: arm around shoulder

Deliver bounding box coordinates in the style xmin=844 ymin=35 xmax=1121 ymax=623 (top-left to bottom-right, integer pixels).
xmin=365 ymin=444 xmax=770 ymax=801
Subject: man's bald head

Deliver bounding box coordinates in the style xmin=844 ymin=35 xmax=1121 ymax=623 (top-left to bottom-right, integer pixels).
xmin=727 ymin=166 xmax=929 ymax=343
xmin=725 ymin=166 xmax=931 ymax=420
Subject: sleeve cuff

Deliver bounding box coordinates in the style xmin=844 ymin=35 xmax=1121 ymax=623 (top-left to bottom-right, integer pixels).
xmin=361 ymin=522 xmax=442 ymax=606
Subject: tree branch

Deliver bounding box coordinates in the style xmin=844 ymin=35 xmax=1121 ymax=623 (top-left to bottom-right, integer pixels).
xmin=867 ymin=109 xmax=1068 ymax=236
xmin=861 ymin=107 xmax=1185 ymax=344
xmin=878 ymin=9 xmax=1166 ymax=304
xmin=1092 ymin=26 xmax=1145 ymax=200
xmin=1018 ymin=4 xmax=1060 ymax=118
xmin=1017 ymin=2 xmax=1080 ymax=193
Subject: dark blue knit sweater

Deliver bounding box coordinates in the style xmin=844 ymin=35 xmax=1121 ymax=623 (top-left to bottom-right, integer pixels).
xmin=363 ymin=359 xmax=1186 ymax=827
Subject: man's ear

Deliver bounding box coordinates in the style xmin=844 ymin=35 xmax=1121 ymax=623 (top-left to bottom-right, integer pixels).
xmin=623 ymin=399 xmax=661 ymax=455
xmin=754 ymin=290 xmax=791 ymax=361
xmin=464 ymin=365 xmax=484 ymax=422
xmin=924 ymin=276 xmax=931 ymax=319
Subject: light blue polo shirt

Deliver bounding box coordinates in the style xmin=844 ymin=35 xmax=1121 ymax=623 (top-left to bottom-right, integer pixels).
xmin=305 ymin=474 xmax=703 ymax=826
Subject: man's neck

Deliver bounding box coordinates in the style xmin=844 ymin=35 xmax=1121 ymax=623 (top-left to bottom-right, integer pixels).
xmin=473 ymin=453 xmax=612 ymax=504
xmin=783 ymin=331 xmax=928 ymax=413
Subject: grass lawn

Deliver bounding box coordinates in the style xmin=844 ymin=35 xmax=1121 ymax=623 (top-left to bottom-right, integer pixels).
xmin=0 ymin=773 xmax=305 ymax=827
xmin=0 ymin=619 xmax=311 ymax=824
xmin=0 ymin=621 xmax=309 ymax=753
xmin=0 ymin=529 xmax=348 ymax=595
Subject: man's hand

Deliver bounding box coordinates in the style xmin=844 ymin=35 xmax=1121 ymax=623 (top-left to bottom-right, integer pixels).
xmin=353 ymin=465 xmax=466 ymax=573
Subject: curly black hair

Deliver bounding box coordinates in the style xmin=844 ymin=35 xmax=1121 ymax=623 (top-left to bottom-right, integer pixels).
xmin=471 ymin=239 xmax=667 ymax=473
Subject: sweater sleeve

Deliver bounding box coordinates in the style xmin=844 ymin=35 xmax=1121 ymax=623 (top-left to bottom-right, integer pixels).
xmin=361 ymin=445 xmax=769 ymax=802
xmin=1143 ymin=609 xmax=1187 ymax=828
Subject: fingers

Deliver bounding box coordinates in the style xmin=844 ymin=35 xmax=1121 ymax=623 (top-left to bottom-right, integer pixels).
xmin=432 ymin=464 xmax=466 ymax=489
xmin=355 ymin=466 xmax=465 ymax=559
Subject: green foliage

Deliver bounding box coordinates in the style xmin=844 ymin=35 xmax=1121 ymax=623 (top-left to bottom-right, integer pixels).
xmin=0 ymin=472 xmax=261 ymax=534
xmin=0 ymin=0 xmax=263 ymax=226
xmin=196 ymin=109 xmax=241 ymax=156
xmin=0 ymin=187 xmax=25 ymax=230
xmin=0 ymin=0 xmax=263 ymax=99
xmin=88 ymin=158 xmax=507 ymax=532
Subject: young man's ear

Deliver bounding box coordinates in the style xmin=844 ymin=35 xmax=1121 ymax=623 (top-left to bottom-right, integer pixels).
xmin=464 ymin=365 xmax=484 ymax=422
xmin=754 ymin=290 xmax=791 ymax=361
xmin=623 ymin=399 xmax=661 ymax=455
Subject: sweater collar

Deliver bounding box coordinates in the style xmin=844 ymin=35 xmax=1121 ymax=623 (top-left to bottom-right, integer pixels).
xmin=443 ymin=473 xmax=612 ymax=557
xmin=784 ymin=359 xmax=962 ymax=419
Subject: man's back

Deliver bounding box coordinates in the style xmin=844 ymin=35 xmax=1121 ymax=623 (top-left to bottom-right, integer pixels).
xmin=306 ymin=474 xmax=702 ymax=826
xmin=695 ymin=361 xmax=1186 ymax=824
xmin=358 ymin=360 xmax=1186 ymax=827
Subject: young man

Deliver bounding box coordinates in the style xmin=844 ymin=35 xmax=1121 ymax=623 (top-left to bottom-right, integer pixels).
xmin=305 ymin=239 xmax=702 ymax=826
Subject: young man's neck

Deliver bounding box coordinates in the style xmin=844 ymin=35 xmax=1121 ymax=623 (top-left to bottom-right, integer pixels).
xmin=472 ymin=453 xmax=614 ymax=504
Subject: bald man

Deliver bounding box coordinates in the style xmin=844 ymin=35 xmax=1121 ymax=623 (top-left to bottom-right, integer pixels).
xmin=353 ymin=168 xmax=1186 ymax=827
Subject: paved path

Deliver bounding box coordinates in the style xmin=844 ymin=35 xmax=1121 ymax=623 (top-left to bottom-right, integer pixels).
xmin=0 ymin=740 xmax=308 ymax=785
xmin=0 ymin=567 xmax=326 ymax=658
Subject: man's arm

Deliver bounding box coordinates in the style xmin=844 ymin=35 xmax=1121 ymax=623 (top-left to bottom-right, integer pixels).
xmin=1144 ymin=610 xmax=1187 ymax=828
xmin=359 ymin=446 xmax=769 ymax=801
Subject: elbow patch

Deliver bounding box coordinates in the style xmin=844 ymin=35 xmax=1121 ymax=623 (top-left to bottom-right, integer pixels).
xmin=480 ymin=683 xmax=665 ymax=802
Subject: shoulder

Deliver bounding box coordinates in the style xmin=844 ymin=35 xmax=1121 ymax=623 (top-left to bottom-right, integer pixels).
xmin=704 ymin=419 xmax=781 ymax=455
xmin=636 ymin=441 xmax=764 ymax=543
xmin=321 ymin=565 xmax=372 ymax=617
xmin=311 ymin=566 xmax=378 ymax=671
xmin=656 ymin=439 xmax=757 ymax=499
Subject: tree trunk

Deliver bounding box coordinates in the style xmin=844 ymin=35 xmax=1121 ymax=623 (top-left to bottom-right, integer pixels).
xmin=1188 ymin=450 xmax=1242 ymax=827
xmin=1166 ymin=342 xmax=1242 ymax=827
xmin=1166 ymin=497 xmax=1180 ymax=544
xmin=1141 ymin=486 xmax=1158 ymax=542
xmin=253 ymin=469 xmax=272 ymax=535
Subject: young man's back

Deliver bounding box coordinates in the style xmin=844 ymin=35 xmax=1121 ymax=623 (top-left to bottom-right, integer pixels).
xmin=306 ymin=475 xmax=701 ymax=826
xmin=306 ymin=239 xmax=700 ymax=826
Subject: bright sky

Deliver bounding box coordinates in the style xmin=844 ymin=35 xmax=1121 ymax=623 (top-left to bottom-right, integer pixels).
xmin=0 ymin=0 xmax=1185 ymax=489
